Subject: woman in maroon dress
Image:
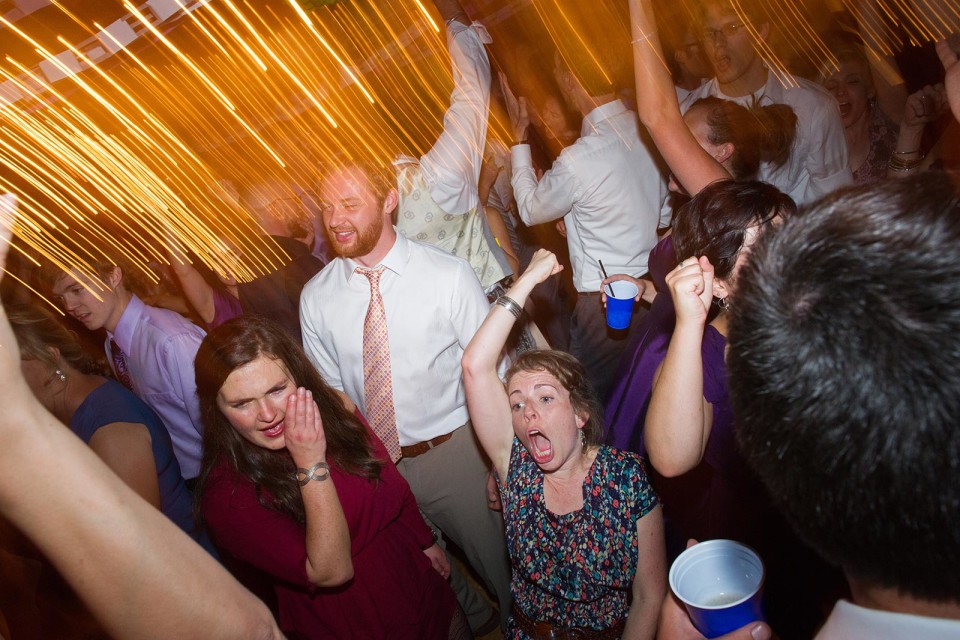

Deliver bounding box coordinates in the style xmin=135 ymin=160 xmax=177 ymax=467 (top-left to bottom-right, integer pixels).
xmin=194 ymin=317 xmax=463 ymax=639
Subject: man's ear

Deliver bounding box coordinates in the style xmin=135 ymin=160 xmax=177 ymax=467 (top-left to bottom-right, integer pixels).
xmin=754 ymin=21 xmax=770 ymax=43
xmin=105 ymin=265 xmax=123 ymax=290
xmin=382 ymin=188 xmax=399 ymax=219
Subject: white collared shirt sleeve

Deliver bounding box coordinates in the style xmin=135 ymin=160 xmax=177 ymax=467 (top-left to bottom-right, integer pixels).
xmin=159 ymin=333 xmax=205 ymax=440
xmin=300 ymin=283 xmax=344 ymax=392
xmin=451 ymin=258 xmax=492 ymax=348
xmin=419 ymin=20 xmax=491 ymax=216
xmin=510 ymin=144 xmax=579 ymax=226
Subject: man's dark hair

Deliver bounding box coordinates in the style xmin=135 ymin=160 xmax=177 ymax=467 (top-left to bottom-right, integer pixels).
xmin=695 ymin=0 xmax=768 ymax=27
xmin=728 ymin=172 xmax=960 ymax=602
xmin=551 ymin=2 xmax=630 ymax=97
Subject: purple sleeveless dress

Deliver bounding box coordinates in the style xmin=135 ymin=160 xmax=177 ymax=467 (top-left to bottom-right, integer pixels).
xmin=604 ymin=236 xmax=677 ymax=451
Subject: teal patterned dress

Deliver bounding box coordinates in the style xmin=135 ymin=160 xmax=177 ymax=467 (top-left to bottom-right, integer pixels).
xmin=499 ymin=438 xmax=658 ymax=636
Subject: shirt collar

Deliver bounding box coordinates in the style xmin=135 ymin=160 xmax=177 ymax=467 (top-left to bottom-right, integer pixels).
xmin=343 ymin=229 xmax=408 ymax=282
xmin=110 ymin=294 xmax=144 ymax=353
xmin=581 ymin=99 xmax=627 ymax=136
xmin=817 ymin=600 xmax=960 ymax=639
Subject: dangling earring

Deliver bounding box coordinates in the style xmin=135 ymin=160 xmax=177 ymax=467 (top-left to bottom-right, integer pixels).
xmin=716 ymin=297 xmax=729 ymax=311
xmin=579 ymin=428 xmax=586 ymax=449
xmin=54 ymin=369 xmax=66 ymax=383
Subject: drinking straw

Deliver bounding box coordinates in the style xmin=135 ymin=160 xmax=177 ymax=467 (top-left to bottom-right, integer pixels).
xmin=599 ymin=260 xmax=614 ymax=296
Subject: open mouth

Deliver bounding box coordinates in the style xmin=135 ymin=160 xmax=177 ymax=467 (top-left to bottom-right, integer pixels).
xmin=261 ymin=421 xmax=285 ymax=439
xmin=838 ymin=102 xmax=851 ymax=119
xmin=527 ymin=429 xmax=554 ymax=465
xmin=332 ymin=228 xmax=355 ymax=244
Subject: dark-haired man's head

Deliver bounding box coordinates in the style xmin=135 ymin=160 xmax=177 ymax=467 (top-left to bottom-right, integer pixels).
xmin=549 ymin=3 xmax=629 ymax=108
xmin=242 ymin=179 xmax=314 ymax=246
xmin=728 ymin=172 xmax=960 ymax=607
xmin=695 ymin=0 xmax=769 ymax=95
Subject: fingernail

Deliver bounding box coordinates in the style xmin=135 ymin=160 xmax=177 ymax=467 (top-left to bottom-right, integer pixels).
xmin=751 ymin=623 xmax=771 ymax=640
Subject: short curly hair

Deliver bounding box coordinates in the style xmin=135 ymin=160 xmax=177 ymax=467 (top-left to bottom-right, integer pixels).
xmin=506 ymin=349 xmax=605 ymax=447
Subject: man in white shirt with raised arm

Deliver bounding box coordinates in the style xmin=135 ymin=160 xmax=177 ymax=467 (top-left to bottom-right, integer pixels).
xmin=511 ymin=10 xmax=666 ymax=401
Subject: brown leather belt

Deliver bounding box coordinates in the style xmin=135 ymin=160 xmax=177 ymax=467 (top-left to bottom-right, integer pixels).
xmin=400 ymin=432 xmax=453 ymax=459
xmin=511 ymin=604 xmax=625 ymax=640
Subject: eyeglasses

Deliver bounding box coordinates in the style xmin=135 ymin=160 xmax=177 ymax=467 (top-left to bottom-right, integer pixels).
xmin=701 ymin=22 xmax=749 ymax=44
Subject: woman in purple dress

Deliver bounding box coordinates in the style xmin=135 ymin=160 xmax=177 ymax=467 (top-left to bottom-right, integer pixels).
xmin=645 ymin=181 xmax=795 ymax=548
xmin=194 ymin=317 xmax=463 ymax=639
xmin=604 ymin=104 xmax=796 ymax=447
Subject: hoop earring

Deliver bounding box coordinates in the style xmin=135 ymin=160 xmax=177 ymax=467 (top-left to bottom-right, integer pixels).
xmin=716 ymin=297 xmax=729 ymax=311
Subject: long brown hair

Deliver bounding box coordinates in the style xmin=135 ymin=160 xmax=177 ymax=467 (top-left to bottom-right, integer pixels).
xmin=194 ymin=316 xmax=381 ymax=523
xmin=7 ymin=303 xmax=110 ymax=376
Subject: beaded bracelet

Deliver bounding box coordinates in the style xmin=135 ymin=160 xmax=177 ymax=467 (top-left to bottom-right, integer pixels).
xmin=296 ymin=461 xmax=331 ymax=486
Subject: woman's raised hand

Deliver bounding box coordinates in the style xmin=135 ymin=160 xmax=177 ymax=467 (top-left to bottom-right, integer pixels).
xmin=902 ymin=83 xmax=948 ymax=128
xmin=285 ymin=388 xmax=328 ymax=467
xmin=667 ymin=256 xmax=715 ymax=326
xmin=520 ymin=249 xmax=563 ymax=286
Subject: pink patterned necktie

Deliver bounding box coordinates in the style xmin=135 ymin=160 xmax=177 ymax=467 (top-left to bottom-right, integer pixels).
xmin=356 ymin=266 xmax=402 ymax=462
xmin=110 ymin=339 xmax=134 ymax=392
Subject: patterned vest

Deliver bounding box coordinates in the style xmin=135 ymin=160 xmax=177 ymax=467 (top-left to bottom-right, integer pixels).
xmin=395 ymin=164 xmax=510 ymax=291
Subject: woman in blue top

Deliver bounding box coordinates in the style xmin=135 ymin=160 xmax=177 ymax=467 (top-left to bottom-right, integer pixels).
xmin=9 ymin=304 xmax=207 ymax=549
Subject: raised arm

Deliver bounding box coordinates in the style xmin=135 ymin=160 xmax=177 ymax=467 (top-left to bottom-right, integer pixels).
xmin=168 ymin=257 xmax=217 ymax=325
xmin=420 ymin=0 xmax=491 ymax=216
xmin=0 ymin=203 xmax=280 ymax=639
xmin=888 ymin=83 xmax=948 ymax=178
xmin=645 ymin=257 xmax=715 ymax=477
xmin=462 ymin=250 xmax=563 ymax=479
xmin=938 ymin=39 xmax=960 ymax=121
xmin=88 ymin=423 xmax=162 ymax=509
xmin=628 ymin=0 xmax=729 ymax=194
xmin=285 ymin=387 xmax=353 ymax=586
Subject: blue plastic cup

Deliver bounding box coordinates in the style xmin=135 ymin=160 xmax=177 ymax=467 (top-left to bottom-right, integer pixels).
xmin=605 ymin=280 xmax=638 ymax=330
xmin=669 ymin=540 xmax=765 ymax=638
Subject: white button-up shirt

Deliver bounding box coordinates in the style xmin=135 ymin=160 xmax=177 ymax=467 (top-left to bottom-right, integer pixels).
xmin=815 ymin=600 xmax=960 ymax=639
xmin=511 ymin=100 xmax=666 ymax=292
xmin=300 ymin=232 xmax=489 ymax=444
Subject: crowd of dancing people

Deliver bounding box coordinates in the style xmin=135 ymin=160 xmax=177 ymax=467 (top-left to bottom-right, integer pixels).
xmin=1 ymin=0 xmax=959 ymax=638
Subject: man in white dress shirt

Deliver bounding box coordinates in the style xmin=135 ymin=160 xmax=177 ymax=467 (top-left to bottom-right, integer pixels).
xmin=511 ymin=22 xmax=666 ymax=401
xmin=680 ymin=0 xmax=852 ymax=206
xmin=299 ymin=3 xmax=510 ymax=633
xmin=301 ymin=157 xmax=510 ymax=635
